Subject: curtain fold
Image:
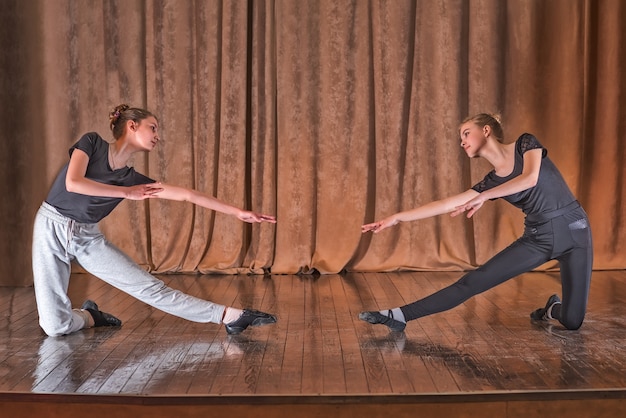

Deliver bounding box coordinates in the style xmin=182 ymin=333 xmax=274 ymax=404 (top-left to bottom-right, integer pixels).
xmin=1 ymin=0 xmax=624 ymax=286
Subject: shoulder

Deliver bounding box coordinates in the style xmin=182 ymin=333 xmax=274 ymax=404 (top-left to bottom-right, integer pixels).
xmin=79 ymin=132 xmax=105 ymax=145
xmin=72 ymin=132 xmax=107 ymax=153
xmin=515 ymin=133 xmax=547 ymax=157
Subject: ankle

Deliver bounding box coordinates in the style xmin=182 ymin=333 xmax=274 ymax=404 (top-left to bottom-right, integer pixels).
xmin=222 ymin=307 xmax=243 ymax=324
xmin=74 ymin=308 xmax=95 ymax=328
xmin=380 ymin=308 xmax=406 ymax=324
xmin=547 ymin=302 xmax=561 ymax=320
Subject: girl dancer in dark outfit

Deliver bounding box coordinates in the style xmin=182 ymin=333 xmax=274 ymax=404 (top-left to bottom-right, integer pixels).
xmin=33 ymin=104 xmax=277 ymax=337
xmin=360 ymin=113 xmax=593 ymax=332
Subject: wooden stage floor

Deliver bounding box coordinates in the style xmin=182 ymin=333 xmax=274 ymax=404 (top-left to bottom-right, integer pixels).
xmin=1 ymin=270 xmax=626 ymax=417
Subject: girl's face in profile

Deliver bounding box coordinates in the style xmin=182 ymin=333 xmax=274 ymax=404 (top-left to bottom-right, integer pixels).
xmin=459 ymin=122 xmax=486 ymax=158
xmin=133 ymin=117 xmax=160 ymax=151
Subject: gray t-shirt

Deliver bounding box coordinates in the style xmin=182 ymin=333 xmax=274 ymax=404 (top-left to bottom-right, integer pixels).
xmin=46 ymin=132 xmax=155 ymax=223
xmin=471 ymin=133 xmax=577 ymax=224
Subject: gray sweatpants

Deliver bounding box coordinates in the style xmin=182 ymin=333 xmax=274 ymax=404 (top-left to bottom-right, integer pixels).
xmin=32 ymin=202 xmax=226 ymax=337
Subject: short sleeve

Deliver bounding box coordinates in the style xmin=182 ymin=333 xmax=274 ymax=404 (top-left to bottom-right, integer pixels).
xmin=471 ymin=175 xmax=492 ymax=193
xmin=69 ymin=132 xmax=99 ymax=158
xmin=471 ymin=172 xmax=503 ymax=201
xmin=518 ymin=133 xmax=546 ymax=156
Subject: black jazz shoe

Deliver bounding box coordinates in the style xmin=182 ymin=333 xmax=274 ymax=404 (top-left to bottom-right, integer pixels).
xmin=81 ymin=300 xmax=122 ymax=327
xmin=530 ymin=294 xmax=561 ymax=321
xmin=358 ymin=310 xmax=406 ymax=332
xmin=225 ymin=309 xmax=277 ymax=335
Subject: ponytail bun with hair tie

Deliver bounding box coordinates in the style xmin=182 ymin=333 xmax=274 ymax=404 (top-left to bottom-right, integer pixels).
xmin=109 ymin=104 xmax=129 ymax=127
xmin=489 ymin=113 xmax=502 ymax=126
xmin=108 ymin=103 xmax=156 ymax=139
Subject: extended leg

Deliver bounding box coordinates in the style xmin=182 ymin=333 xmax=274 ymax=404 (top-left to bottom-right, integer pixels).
xmin=399 ymin=238 xmax=550 ymax=321
xmin=360 ymin=236 xmax=550 ymax=331
xmin=74 ymin=228 xmax=226 ymax=325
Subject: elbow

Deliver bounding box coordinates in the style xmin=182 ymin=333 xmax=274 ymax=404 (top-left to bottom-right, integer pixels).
xmin=65 ymin=177 xmax=79 ymax=193
xmin=173 ymin=187 xmax=191 ymax=202
xmin=526 ymin=176 xmax=539 ymax=189
xmin=169 ymin=187 xmax=194 ymax=202
xmin=521 ymin=173 xmax=539 ymax=189
xmin=65 ymin=176 xmax=90 ymax=195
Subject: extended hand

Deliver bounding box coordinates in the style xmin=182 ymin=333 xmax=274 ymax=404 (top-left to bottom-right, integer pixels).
xmin=126 ymin=183 xmax=164 ymax=200
xmin=451 ymin=196 xmax=485 ymax=218
xmin=237 ymin=210 xmax=277 ymax=224
xmin=361 ymin=216 xmax=399 ymax=233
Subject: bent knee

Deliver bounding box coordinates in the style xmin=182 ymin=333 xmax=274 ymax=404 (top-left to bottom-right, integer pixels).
xmin=44 ymin=330 xmax=67 ymax=337
xmin=40 ymin=324 xmax=68 ymax=337
xmin=39 ymin=318 xmax=78 ymax=337
xmin=560 ymin=316 xmax=584 ymax=330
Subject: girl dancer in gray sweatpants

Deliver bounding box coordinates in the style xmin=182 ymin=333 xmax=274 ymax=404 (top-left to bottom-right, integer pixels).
xmin=360 ymin=113 xmax=593 ymax=332
xmin=33 ymin=104 xmax=277 ymax=337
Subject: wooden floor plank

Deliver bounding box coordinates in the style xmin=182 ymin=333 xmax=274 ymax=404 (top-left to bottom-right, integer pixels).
xmin=318 ymin=276 xmax=348 ymax=394
xmin=183 ymin=275 xmax=248 ymax=395
xmin=253 ymin=275 xmax=289 ymax=394
xmin=300 ymin=277 xmax=325 ymax=393
xmin=276 ymin=276 xmax=305 ymax=393
xmin=141 ymin=276 xmax=224 ymax=394
xmin=387 ymin=272 xmax=463 ymax=393
xmin=330 ymin=274 xmax=369 ymax=394
xmin=349 ymin=273 xmax=394 ymax=393
xmin=191 ymin=276 xmax=245 ymax=394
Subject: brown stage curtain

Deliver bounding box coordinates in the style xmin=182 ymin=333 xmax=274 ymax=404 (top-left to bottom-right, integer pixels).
xmin=1 ymin=0 xmax=624 ymax=286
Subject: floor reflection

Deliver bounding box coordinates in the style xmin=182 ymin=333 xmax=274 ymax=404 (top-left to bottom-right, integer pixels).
xmin=360 ymin=332 xmax=517 ymax=389
xmin=30 ymin=328 xmax=275 ymax=394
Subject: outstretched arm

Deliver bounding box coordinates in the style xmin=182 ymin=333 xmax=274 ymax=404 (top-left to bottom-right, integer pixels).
xmin=450 ymin=148 xmax=542 ymax=218
xmin=362 ymin=188 xmax=480 ymax=233
xmin=65 ymin=148 xmax=163 ymax=199
xmin=154 ymin=184 xmax=277 ymax=224
xmin=66 ymin=149 xmax=276 ymax=223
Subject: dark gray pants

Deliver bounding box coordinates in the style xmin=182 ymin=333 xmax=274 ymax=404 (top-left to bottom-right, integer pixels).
xmin=400 ymin=206 xmax=593 ymax=330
